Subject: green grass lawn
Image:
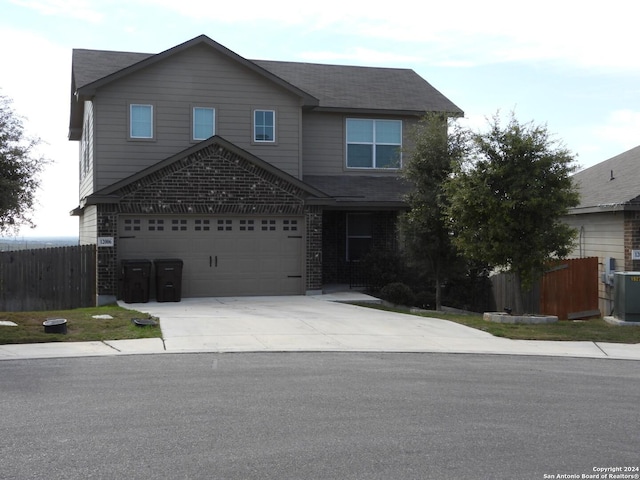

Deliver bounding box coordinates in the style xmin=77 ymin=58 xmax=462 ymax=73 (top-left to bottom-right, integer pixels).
xmin=3 ymin=302 xmax=639 ymax=346
xmin=0 ymin=305 xmax=161 ymax=345
xmin=360 ymin=304 xmax=640 ymax=344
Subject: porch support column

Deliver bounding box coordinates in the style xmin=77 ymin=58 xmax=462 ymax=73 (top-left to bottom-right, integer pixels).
xmin=305 ymin=206 xmax=323 ymax=293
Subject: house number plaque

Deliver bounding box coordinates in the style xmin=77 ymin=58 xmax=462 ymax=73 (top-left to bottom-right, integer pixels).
xmin=98 ymin=237 xmax=114 ymax=247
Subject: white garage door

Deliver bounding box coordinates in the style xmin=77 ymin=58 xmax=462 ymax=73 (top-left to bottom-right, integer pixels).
xmin=118 ymin=215 xmax=304 ymax=297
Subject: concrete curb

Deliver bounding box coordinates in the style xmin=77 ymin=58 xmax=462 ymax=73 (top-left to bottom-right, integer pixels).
xmin=483 ymin=312 xmax=558 ymax=324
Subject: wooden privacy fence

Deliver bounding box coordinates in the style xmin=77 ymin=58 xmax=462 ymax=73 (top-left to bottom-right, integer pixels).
xmin=540 ymin=257 xmax=599 ymax=320
xmin=0 ymin=245 xmax=96 ymax=312
xmin=491 ymin=257 xmax=599 ymax=319
xmin=490 ymin=273 xmax=540 ymax=315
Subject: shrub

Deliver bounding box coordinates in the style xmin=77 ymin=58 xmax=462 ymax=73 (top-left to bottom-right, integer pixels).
xmin=379 ymin=282 xmax=416 ymax=307
xmin=360 ymin=248 xmax=407 ymax=292
xmin=414 ymin=291 xmax=436 ymax=310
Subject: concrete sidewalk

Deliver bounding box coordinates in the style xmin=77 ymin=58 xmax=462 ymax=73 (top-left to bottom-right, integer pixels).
xmin=1 ymin=292 xmax=640 ymax=361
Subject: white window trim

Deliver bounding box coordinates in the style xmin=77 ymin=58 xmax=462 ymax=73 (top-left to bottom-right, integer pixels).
xmin=129 ymin=103 xmax=154 ymax=140
xmin=192 ymin=106 xmax=216 ymax=141
xmin=346 ymin=118 xmax=402 ymax=169
xmin=253 ymin=109 xmax=276 ymax=144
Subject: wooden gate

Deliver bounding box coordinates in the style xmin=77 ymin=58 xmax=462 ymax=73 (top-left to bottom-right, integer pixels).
xmin=540 ymin=257 xmax=599 ymax=320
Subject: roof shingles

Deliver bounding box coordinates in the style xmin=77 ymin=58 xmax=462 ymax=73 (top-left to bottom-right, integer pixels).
xmin=71 ymin=36 xmax=463 ymax=115
xmin=571 ymin=145 xmax=640 ymax=212
xmin=304 ymin=175 xmax=410 ymax=205
xmin=253 ymin=60 xmax=462 ymax=114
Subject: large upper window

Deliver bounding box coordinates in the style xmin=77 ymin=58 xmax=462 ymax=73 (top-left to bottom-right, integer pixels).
xmin=130 ymin=104 xmax=153 ymax=139
xmin=193 ymin=107 xmax=215 ymax=141
xmin=254 ymin=110 xmax=275 ymax=143
xmin=346 ymin=119 xmax=402 ymax=169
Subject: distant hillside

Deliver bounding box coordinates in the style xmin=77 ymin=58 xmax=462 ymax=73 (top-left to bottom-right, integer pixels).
xmin=0 ymin=237 xmax=79 ymax=252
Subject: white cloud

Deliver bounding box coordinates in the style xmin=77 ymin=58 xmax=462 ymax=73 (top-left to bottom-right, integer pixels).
xmin=135 ymin=0 xmax=640 ymax=71
xmin=594 ymin=110 xmax=640 ymax=151
xmin=10 ymin=0 xmax=104 ymax=23
xmin=12 ymin=0 xmax=638 ymax=71
xmin=10 ymin=0 xmax=640 ymax=71
xmin=0 ymin=28 xmax=79 ymax=237
xmin=136 ymin=0 xmax=305 ymax=24
xmin=298 ymin=47 xmax=421 ymax=65
xmin=569 ymin=110 xmax=640 ymax=170
xmin=0 ymin=28 xmax=71 ymax=143
xmin=456 ymin=113 xmax=489 ymax=132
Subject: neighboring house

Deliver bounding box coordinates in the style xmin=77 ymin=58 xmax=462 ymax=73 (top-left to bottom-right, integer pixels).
xmin=69 ymin=35 xmax=462 ymax=304
xmin=563 ymin=145 xmax=640 ymax=315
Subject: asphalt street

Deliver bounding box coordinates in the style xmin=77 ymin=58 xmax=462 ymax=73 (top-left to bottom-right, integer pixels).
xmin=2 ymin=352 xmax=639 ymax=480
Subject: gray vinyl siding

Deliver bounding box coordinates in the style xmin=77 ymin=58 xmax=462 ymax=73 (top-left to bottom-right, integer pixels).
xmin=79 ymin=101 xmax=94 ymax=200
xmin=79 ymin=205 xmax=97 ymax=245
xmin=92 ymin=44 xmax=302 ymax=192
xmin=302 ymin=112 xmax=344 ymax=175
xmin=302 ymin=111 xmax=418 ymax=176
xmin=564 ymin=212 xmax=625 ymax=262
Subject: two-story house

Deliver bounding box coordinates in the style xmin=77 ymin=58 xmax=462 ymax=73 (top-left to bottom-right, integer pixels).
xmin=69 ymin=35 xmax=463 ymax=304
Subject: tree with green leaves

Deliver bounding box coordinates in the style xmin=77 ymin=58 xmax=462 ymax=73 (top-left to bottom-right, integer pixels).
xmin=399 ymin=113 xmax=469 ymax=310
xmin=445 ymin=112 xmax=580 ymax=313
xmin=0 ymin=93 xmax=47 ymax=234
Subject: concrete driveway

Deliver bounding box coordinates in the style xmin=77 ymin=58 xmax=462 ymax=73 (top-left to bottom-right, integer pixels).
xmin=118 ymin=292 xmax=640 ymax=359
xmin=122 ymin=292 xmax=493 ymax=353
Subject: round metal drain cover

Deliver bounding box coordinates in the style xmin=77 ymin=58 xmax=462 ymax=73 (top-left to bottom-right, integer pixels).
xmin=43 ymin=318 xmax=68 ymax=334
xmin=132 ymin=318 xmax=158 ymax=327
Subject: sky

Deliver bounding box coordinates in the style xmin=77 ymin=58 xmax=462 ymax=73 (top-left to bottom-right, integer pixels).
xmin=1 ymin=0 xmax=639 ymax=237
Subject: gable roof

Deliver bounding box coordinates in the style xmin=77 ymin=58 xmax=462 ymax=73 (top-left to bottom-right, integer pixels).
xmin=570 ymin=144 xmax=640 ymax=214
xmin=69 ymin=35 xmax=319 ymax=139
xmin=73 ymin=35 xmax=317 ymax=101
xmin=70 ymin=35 xmax=463 ymax=138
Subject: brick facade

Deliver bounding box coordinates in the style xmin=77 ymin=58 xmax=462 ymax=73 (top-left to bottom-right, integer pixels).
xmin=117 ymin=144 xmax=306 ymax=216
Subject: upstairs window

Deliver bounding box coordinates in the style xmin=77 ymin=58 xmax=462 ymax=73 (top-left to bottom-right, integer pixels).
xmin=254 ymin=110 xmax=275 ymax=143
xmin=346 ymin=119 xmax=402 ymax=169
xmin=193 ymin=107 xmax=215 ymax=141
xmin=130 ymin=104 xmax=153 ymax=139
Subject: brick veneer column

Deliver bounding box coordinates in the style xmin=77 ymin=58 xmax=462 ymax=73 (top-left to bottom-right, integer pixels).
xmin=96 ymin=204 xmax=119 ymax=302
xmin=624 ymin=211 xmax=640 ymax=271
xmin=305 ymin=206 xmax=323 ymax=292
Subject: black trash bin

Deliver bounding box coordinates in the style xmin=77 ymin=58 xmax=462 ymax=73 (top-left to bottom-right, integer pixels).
xmin=121 ymin=259 xmax=152 ymax=303
xmin=154 ymin=259 xmax=183 ymax=302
